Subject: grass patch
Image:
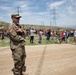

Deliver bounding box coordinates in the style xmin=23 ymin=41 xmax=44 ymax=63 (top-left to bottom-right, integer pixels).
xmin=0 ymin=40 xmax=10 ymax=47
xmin=0 ymin=35 xmax=75 ymax=47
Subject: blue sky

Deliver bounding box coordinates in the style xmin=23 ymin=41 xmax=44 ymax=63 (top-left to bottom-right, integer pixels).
xmin=0 ymin=0 xmax=76 ymax=28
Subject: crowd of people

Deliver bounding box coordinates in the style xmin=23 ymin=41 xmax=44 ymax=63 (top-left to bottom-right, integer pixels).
xmin=25 ymin=27 xmax=76 ymax=44
xmin=0 ymin=25 xmax=76 ymax=45
xmin=0 ymin=25 xmax=8 ymax=40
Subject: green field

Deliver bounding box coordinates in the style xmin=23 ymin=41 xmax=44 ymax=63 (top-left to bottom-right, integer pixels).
xmin=0 ymin=35 xmax=75 ymax=47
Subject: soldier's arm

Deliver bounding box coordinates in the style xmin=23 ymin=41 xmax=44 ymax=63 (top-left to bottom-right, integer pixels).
xmin=9 ymin=32 xmax=25 ymax=42
xmin=8 ymin=28 xmax=25 ymax=42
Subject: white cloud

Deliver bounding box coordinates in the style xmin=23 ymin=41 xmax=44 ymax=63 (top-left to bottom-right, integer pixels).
xmin=48 ymin=0 xmax=66 ymax=9
xmin=20 ymin=4 xmax=29 ymax=12
xmin=14 ymin=1 xmax=27 ymax=6
xmin=36 ymin=12 xmax=48 ymax=15
xmin=0 ymin=6 xmax=10 ymax=11
xmin=0 ymin=5 xmax=18 ymax=15
xmin=21 ymin=11 xmax=32 ymax=17
xmin=21 ymin=4 xmax=27 ymax=8
xmin=67 ymin=6 xmax=75 ymax=15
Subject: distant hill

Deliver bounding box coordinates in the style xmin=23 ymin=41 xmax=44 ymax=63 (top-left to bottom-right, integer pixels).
xmin=21 ymin=24 xmax=75 ymax=31
xmin=0 ymin=21 xmax=75 ymax=31
xmin=0 ymin=21 xmax=10 ymax=28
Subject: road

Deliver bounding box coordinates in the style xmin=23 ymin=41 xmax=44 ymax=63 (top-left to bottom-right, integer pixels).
xmin=0 ymin=44 xmax=76 ymax=75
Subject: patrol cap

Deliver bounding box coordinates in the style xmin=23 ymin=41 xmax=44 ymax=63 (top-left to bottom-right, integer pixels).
xmin=11 ymin=13 xmax=21 ymax=18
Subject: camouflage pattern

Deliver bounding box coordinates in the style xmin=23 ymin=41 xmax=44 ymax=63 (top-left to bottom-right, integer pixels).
xmin=56 ymin=30 xmax=62 ymax=44
xmin=8 ymin=23 xmax=26 ymax=75
xmin=11 ymin=13 xmax=21 ymax=18
xmin=58 ymin=31 xmax=62 ymax=44
xmin=0 ymin=26 xmax=4 ymax=40
xmin=0 ymin=29 xmax=2 ymax=39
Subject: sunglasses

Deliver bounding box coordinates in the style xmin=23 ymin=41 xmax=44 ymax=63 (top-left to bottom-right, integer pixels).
xmin=14 ymin=17 xmax=20 ymax=19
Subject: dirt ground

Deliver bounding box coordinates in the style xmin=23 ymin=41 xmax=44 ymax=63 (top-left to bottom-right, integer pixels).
xmin=0 ymin=44 xmax=76 ymax=75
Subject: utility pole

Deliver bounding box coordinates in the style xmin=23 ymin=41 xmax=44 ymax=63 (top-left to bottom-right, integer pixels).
xmin=17 ymin=6 xmax=19 ymax=14
xmin=50 ymin=9 xmax=51 ymax=29
xmin=53 ymin=0 xmax=57 ymax=30
xmin=41 ymin=21 xmax=44 ymax=26
xmin=41 ymin=21 xmax=42 ymax=26
xmin=43 ymin=21 xmax=44 ymax=26
xmin=53 ymin=7 xmax=56 ymax=27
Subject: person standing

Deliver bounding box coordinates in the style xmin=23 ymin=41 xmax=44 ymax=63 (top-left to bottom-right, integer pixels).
xmin=30 ymin=28 xmax=35 ymax=43
xmin=74 ymin=30 xmax=76 ymax=45
xmin=55 ymin=30 xmax=62 ymax=44
xmin=8 ymin=13 xmax=27 ymax=75
xmin=38 ymin=29 xmax=43 ymax=43
xmin=46 ymin=29 xmax=51 ymax=40
xmin=0 ymin=26 xmax=4 ymax=40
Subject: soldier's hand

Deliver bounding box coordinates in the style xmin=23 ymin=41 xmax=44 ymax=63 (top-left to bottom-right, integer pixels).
xmin=17 ymin=28 xmax=23 ymax=32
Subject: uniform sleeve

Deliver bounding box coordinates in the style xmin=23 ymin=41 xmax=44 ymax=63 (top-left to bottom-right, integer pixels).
xmin=8 ymin=32 xmax=25 ymax=42
xmin=8 ymin=25 xmax=25 ymax=42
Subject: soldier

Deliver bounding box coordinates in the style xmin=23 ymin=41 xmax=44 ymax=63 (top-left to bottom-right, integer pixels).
xmin=56 ymin=30 xmax=62 ymax=44
xmin=74 ymin=30 xmax=76 ymax=45
xmin=0 ymin=26 xmax=2 ymax=40
xmin=8 ymin=13 xmax=27 ymax=75
xmin=0 ymin=26 xmax=4 ymax=40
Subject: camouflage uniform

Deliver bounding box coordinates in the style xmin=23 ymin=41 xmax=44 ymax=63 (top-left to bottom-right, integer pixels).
xmin=0 ymin=26 xmax=4 ymax=40
xmin=8 ymin=14 xmax=26 ymax=75
xmin=56 ymin=30 xmax=62 ymax=44
xmin=0 ymin=29 xmax=2 ymax=39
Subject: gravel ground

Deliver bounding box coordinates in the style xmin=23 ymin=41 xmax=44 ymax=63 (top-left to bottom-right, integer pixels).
xmin=0 ymin=44 xmax=76 ymax=75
